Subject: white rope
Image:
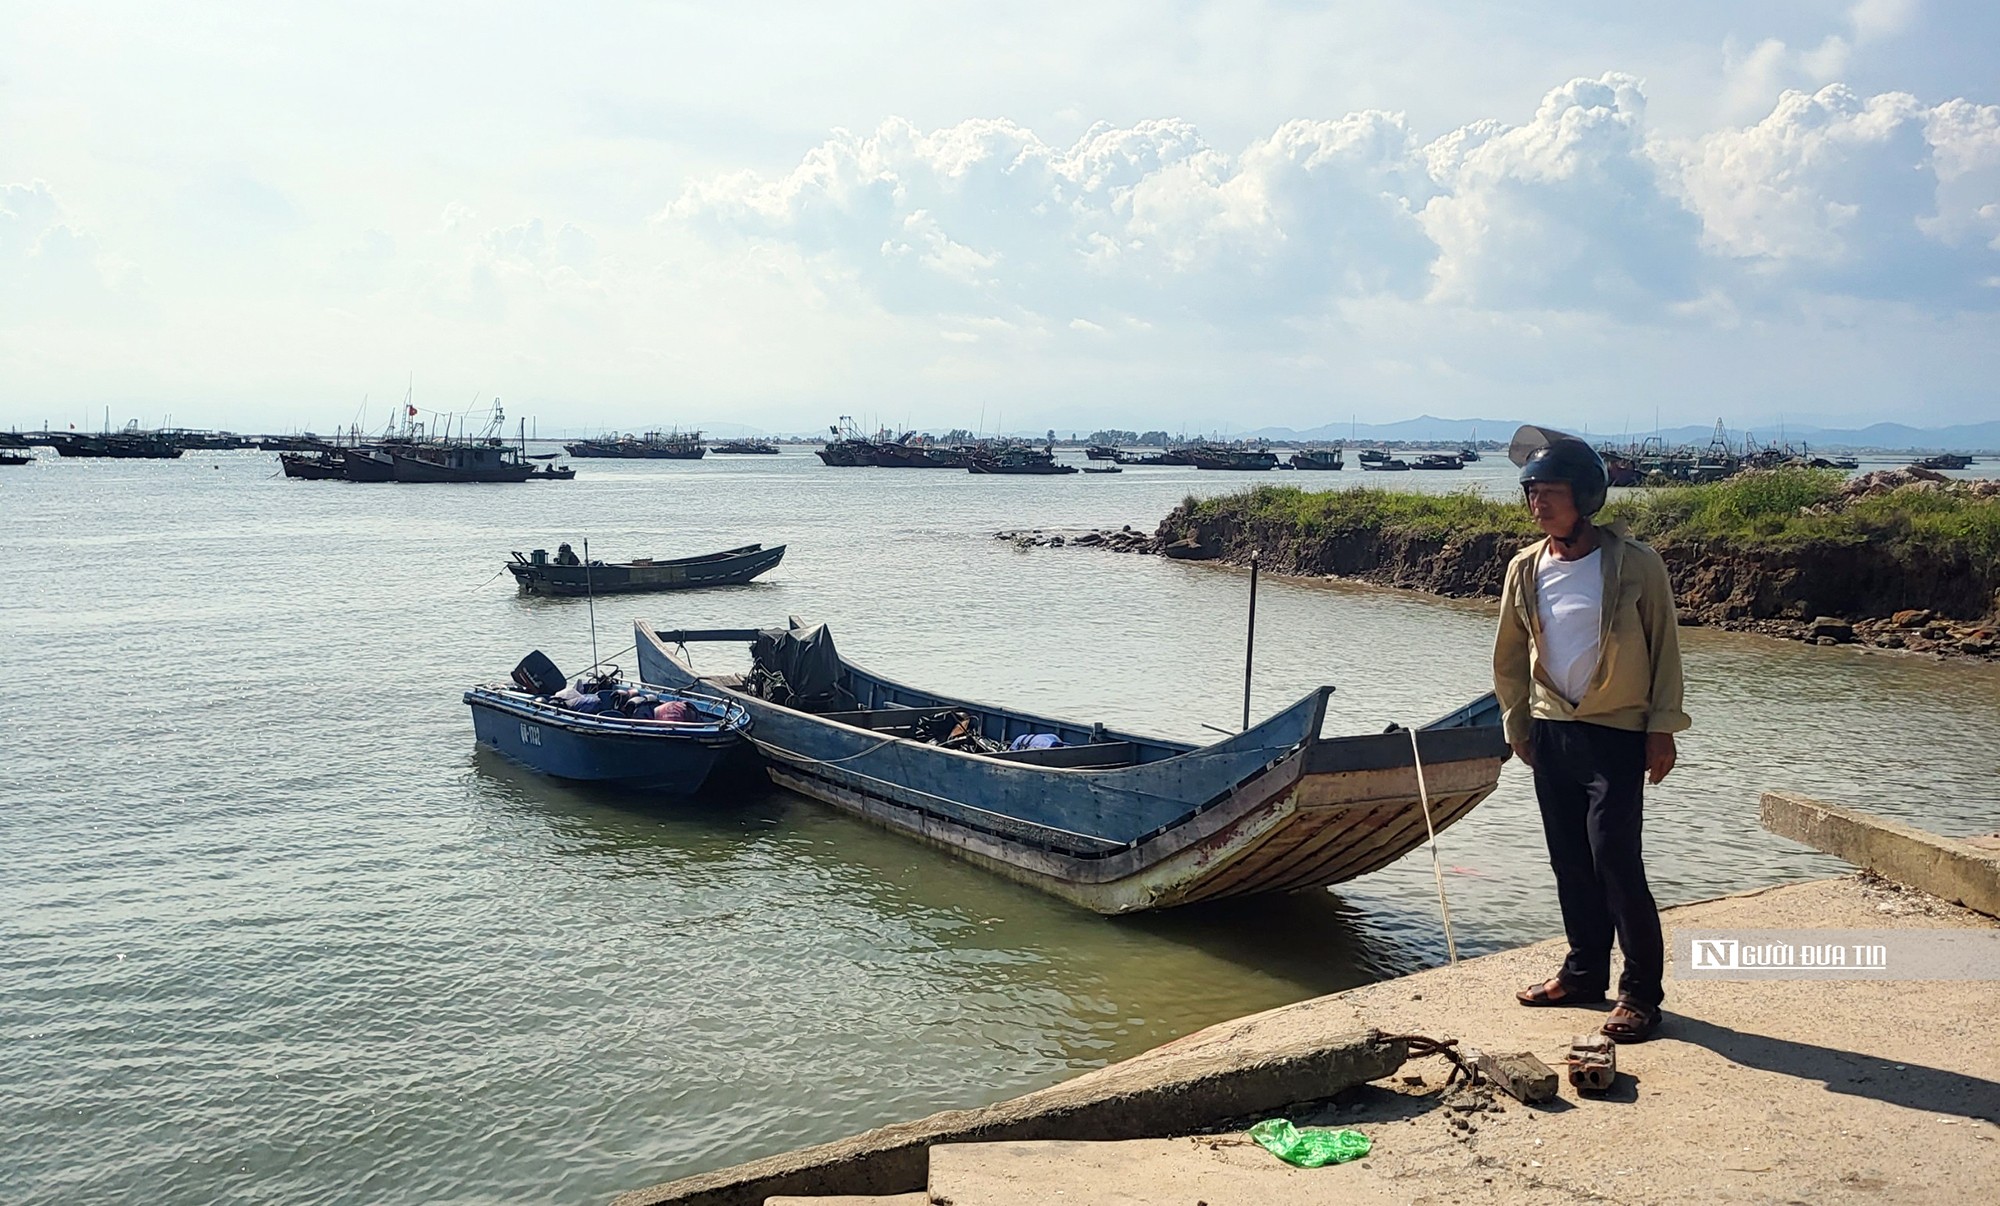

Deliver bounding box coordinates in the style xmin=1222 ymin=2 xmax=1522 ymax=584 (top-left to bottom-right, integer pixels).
xmin=1409 ymin=726 xmax=1459 ymax=964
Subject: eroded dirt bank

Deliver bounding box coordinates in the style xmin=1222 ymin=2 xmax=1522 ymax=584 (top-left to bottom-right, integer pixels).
xmin=999 ymin=488 xmax=2000 ymax=660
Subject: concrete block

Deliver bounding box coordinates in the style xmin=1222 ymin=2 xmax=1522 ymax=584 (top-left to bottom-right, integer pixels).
xmin=1473 ymin=1050 xmax=1558 ymax=1103
xmin=1565 ymin=1034 xmax=1616 ymax=1094
xmin=613 ymin=1030 xmax=1405 ymax=1206
xmin=1760 ymin=791 xmax=2000 ymax=918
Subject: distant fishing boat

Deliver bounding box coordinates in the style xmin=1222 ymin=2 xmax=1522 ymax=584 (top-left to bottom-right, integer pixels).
xmin=1081 ymin=464 xmax=1123 ymax=474
xmin=710 ymin=439 xmax=781 ymax=455
xmin=279 ymin=452 xmax=345 ymax=479
xmin=564 ymin=430 xmax=706 ymax=459
xmin=1361 ymin=458 xmax=1410 ymax=471
xmin=1409 ymin=454 xmax=1464 ymax=470
xmin=815 ymin=416 xmax=881 ymax=466
xmin=875 ymin=436 xmax=970 ymax=468
xmin=1289 ymin=448 xmax=1344 ymax=471
xmin=0 ymin=453 xmax=33 ymax=466
xmin=1185 ymin=445 xmax=1280 ymax=471
xmin=51 ymin=424 xmax=184 ymax=459
xmin=1917 ymin=453 xmax=1972 ymax=470
xmin=466 ymin=653 xmax=750 ymax=792
xmin=506 ymin=543 xmax=784 ymax=596
xmin=1357 ymin=449 xmax=1390 ymax=465
xmin=258 ymin=434 xmax=330 ymax=452
xmin=966 ymin=445 xmax=1077 ymax=474
xmin=635 ymin=619 xmax=1508 ymax=914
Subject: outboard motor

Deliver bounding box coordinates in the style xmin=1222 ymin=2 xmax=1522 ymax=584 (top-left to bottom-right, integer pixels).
xmin=511 ymin=650 xmax=566 ymax=695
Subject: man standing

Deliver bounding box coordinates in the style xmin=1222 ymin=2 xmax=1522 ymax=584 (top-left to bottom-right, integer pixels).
xmin=1493 ymin=428 xmax=1689 ymax=1044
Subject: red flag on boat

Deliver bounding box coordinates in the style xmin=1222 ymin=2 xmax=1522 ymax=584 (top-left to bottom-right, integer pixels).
xmin=406 ymin=404 xmax=417 ymax=416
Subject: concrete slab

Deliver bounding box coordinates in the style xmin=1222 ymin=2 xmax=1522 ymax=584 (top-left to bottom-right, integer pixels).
xmin=1761 ymin=791 xmax=2000 ymax=917
xmin=619 ymin=877 xmax=2000 ymax=1206
xmin=614 ymin=1029 xmax=1403 ymax=1206
xmin=926 ymin=1137 xmax=1406 ymax=1206
xmin=1252 ymin=877 xmax=2000 ymax=1206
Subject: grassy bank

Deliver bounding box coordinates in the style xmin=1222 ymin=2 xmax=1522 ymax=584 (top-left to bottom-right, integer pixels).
xmin=1175 ymin=484 xmax=1536 ymax=542
xmin=1178 ymin=469 xmax=2000 ymax=566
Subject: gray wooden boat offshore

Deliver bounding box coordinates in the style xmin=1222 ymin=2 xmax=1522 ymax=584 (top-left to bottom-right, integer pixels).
xmin=635 ymin=618 xmax=1507 ymax=913
xmin=508 ymin=543 xmax=784 ymax=596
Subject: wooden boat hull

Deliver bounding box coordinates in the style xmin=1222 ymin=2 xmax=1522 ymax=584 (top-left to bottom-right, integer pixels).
xmin=279 ymin=453 xmax=345 ymax=479
xmin=1187 ymin=452 xmax=1279 ymax=470
xmin=509 ymin=544 xmax=784 ymax=596
xmin=340 ymin=448 xmax=397 ymax=481
xmin=634 ymin=621 xmax=1506 ymax=913
xmin=388 ymin=451 xmax=534 ymax=482
xmin=564 ymin=441 xmax=705 ymax=459
xmin=967 ymin=460 xmax=1078 ymax=475
xmin=1289 ymin=453 xmax=1344 ymax=470
xmin=465 ymin=685 xmax=747 ymax=792
xmin=52 ymin=437 xmax=183 ymax=459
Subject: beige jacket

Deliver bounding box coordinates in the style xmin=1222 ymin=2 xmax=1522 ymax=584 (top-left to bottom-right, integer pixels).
xmin=1493 ymin=522 xmax=1691 ymax=744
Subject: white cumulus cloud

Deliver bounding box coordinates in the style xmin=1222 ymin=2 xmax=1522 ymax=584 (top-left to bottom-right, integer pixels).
xmin=670 ymin=73 xmax=2000 ymax=326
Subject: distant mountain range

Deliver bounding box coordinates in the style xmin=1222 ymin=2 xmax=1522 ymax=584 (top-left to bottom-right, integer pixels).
xmin=1234 ymin=416 xmax=2000 ymax=452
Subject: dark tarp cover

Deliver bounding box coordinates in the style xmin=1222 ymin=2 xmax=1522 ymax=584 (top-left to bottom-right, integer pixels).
xmin=751 ymin=623 xmax=846 ymax=707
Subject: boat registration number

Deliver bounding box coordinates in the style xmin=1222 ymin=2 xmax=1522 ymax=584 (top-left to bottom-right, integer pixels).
xmin=519 ymin=723 xmax=543 ymax=746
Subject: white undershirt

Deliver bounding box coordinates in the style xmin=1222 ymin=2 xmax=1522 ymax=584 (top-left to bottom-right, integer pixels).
xmin=1535 ymin=545 xmax=1604 ymax=705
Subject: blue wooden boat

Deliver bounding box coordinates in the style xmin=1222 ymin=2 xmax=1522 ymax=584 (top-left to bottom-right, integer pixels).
xmin=465 ymin=657 xmax=751 ymax=792
xmin=507 ymin=543 xmax=784 ymax=596
xmin=635 ymin=619 xmax=1507 ymax=912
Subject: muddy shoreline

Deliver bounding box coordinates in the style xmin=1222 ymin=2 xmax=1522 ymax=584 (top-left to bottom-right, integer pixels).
xmin=998 ymin=503 xmax=2000 ymax=663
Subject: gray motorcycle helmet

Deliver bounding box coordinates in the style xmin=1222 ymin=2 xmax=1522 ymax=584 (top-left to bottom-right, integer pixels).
xmin=1509 ymin=424 xmax=1608 ymax=519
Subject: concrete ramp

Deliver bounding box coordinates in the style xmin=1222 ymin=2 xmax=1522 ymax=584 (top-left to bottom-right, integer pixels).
xmin=926 ymin=1138 xmax=1406 ymax=1206
xmin=1761 ymin=791 xmax=2000 ymax=917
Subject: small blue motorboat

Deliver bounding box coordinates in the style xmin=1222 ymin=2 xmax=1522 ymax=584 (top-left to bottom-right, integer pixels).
xmin=465 ymin=652 xmax=751 ymax=793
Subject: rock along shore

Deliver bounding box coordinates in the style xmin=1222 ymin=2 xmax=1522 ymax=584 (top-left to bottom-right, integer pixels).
xmin=998 ymin=468 xmax=2000 ymax=662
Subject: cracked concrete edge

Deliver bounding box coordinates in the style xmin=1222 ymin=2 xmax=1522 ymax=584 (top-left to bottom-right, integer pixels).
xmin=1761 ymin=791 xmax=2000 ymax=918
xmin=608 ymin=1030 xmax=1406 ymax=1206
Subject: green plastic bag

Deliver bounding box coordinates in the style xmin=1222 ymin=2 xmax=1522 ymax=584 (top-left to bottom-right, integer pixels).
xmin=1247 ymin=1117 xmax=1372 ymax=1167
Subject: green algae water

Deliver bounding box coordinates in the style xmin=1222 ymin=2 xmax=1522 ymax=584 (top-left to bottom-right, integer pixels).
xmin=3 ymin=450 xmax=1997 ymax=1203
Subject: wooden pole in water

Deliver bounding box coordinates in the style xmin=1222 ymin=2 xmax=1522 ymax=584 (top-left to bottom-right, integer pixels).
xmin=1243 ymin=551 xmax=1260 ymax=732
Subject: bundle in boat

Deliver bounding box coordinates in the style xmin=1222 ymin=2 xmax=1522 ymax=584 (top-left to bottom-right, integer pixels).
xmin=635 ymin=618 xmax=1508 ymax=913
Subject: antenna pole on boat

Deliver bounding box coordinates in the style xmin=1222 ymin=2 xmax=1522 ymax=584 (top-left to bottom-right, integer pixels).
xmin=1242 ymin=551 xmax=1260 ymax=732
xmin=584 ymin=537 xmax=600 ymax=671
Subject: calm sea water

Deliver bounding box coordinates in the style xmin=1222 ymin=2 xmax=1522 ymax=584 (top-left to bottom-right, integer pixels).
xmin=3 ymin=448 xmax=1997 ymax=1204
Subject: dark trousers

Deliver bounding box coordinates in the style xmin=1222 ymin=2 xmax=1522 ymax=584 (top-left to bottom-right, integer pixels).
xmin=1532 ymin=720 xmax=1664 ymax=1009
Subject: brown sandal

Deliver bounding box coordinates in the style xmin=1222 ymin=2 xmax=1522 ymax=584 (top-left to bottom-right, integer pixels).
xmin=1601 ymin=1000 xmax=1661 ymax=1043
xmin=1517 ymin=977 xmax=1606 ymax=1007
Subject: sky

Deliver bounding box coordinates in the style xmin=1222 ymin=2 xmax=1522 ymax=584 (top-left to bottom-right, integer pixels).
xmin=2 ymin=1 xmax=1997 ymax=436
